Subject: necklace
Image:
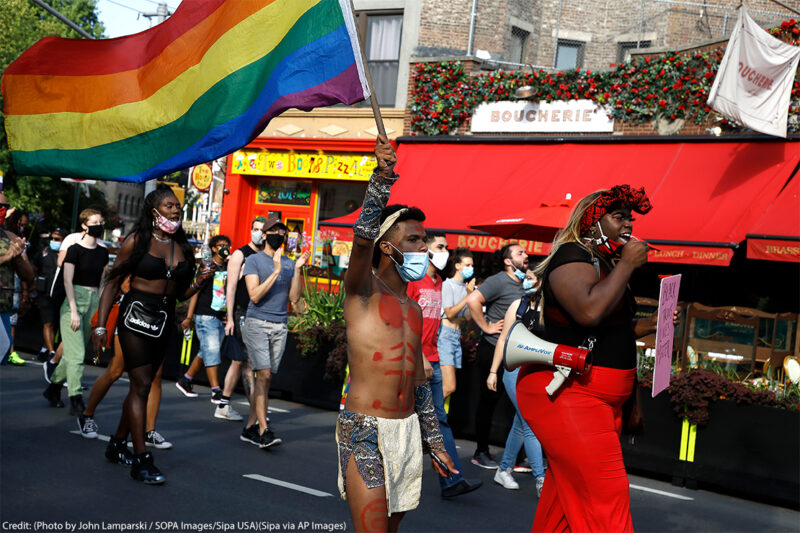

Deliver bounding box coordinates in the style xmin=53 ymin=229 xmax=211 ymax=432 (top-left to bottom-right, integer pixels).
xmin=152 ymin=232 xmax=170 ymax=243
xmin=373 ymin=272 xmax=408 ymax=304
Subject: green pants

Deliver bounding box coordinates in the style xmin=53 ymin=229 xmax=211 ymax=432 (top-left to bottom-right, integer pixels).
xmin=52 ymin=285 xmax=99 ymax=397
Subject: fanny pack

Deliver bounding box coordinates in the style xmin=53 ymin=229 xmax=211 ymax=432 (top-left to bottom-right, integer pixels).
xmin=122 ymin=240 xmax=173 ymax=338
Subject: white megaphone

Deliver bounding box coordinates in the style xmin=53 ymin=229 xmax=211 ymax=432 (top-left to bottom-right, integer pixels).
xmin=503 ymin=321 xmax=593 ymax=396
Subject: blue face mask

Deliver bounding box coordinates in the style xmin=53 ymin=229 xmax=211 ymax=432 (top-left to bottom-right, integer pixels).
xmin=388 ymin=242 xmax=429 ymax=282
xmin=49 ymin=240 xmax=61 ymax=252
xmin=461 ymin=266 xmax=474 ymax=280
xmin=513 ymin=268 xmax=526 ymax=281
xmin=522 ymin=279 xmax=536 ymax=294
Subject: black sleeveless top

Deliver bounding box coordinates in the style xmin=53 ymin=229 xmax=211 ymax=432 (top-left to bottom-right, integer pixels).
xmin=234 ymin=244 xmax=258 ymax=311
xmin=536 ymin=242 xmax=637 ymax=370
xmin=130 ymin=240 xmax=194 ymax=297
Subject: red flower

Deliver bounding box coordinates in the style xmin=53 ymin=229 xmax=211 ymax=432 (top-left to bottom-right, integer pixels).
xmin=645 ymin=57 xmax=651 ymax=63
xmin=794 ymin=28 xmax=800 ymax=35
xmin=658 ymin=99 xmax=667 ymax=107
xmin=704 ymin=71 xmax=714 ymax=79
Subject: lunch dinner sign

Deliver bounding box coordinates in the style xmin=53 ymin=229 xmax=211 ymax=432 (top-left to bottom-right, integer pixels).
xmin=470 ymin=100 xmax=614 ymax=133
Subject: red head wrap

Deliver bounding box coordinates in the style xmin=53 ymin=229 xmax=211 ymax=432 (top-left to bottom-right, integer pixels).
xmin=579 ymin=185 xmax=652 ymax=236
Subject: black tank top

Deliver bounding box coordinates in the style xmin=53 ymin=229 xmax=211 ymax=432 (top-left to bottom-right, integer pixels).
xmin=538 ymin=242 xmax=637 ymax=370
xmin=235 ymin=244 xmax=258 ymax=311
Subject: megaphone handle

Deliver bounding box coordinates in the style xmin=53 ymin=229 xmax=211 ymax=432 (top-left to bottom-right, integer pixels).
xmin=545 ymin=369 xmax=569 ymax=396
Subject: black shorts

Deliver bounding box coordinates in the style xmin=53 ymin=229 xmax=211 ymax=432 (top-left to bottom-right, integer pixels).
xmin=38 ymin=295 xmax=60 ymax=325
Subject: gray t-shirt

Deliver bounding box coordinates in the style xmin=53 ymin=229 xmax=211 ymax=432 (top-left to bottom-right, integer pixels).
xmin=442 ymin=278 xmax=467 ymax=319
xmin=476 ymin=271 xmax=524 ymax=345
xmin=242 ymin=252 xmax=295 ymax=323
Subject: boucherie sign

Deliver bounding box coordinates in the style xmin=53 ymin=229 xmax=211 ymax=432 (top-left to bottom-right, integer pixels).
xmin=470 ymin=100 xmax=613 ymax=133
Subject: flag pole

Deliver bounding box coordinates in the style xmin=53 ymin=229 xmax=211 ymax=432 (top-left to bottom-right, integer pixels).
xmin=349 ymin=1 xmax=387 ymax=140
xmin=767 ymin=0 xmax=800 ymax=16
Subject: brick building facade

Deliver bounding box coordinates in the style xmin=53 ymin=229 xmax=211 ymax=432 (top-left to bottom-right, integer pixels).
xmin=415 ymin=0 xmax=793 ymax=72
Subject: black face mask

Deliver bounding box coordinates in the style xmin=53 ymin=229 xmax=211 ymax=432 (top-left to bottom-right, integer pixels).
xmin=265 ymin=234 xmax=284 ymax=250
xmin=218 ymin=247 xmax=230 ymax=260
xmin=87 ymin=225 xmax=104 ymax=238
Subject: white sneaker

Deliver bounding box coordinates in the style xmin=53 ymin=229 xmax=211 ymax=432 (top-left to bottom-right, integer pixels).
xmin=145 ymin=430 xmax=173 ymax=449
xmin=536 ymin=476 xmax=545 ymax=497
xmin=215 ymin=404 xmax=243 ymax=421
xmin=493 ymin=468 xmax=519 ymax=490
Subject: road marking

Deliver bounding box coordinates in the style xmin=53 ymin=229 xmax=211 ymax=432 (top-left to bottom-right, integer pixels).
xmin=237 ymin=402 xmax=289 ymax=413
xmin=243 ymin=474 xmax=333 ymax=497
xmin=630 ymin=483 xmax=694 ymax=500
xmin=70 ymin=430 xmax=111 ymax=443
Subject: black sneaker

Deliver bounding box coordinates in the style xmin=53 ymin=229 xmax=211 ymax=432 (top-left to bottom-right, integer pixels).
xmin=105 ymin=438 xmax=133 ymax=466
xmin=145 ymin=430 xmax=173 ymax=449
xmin=78 ymin=415 xmax=98 ymax=439
xmin=43 ymin=359 xmax=57 ymax=384
xmin=42 ymin=383 xmax=64 ymax=408
xmin=470 ymin=451 xmax=499 ymax=470
xmin=210 ymin=389 xmax=223 ymax=404
xmin=175 ymin=376 xmax=198 ymax=398
xmin=37 ymin=348 xmax=49 ymax=362
xmin=240 ymin=424 xmax=260 ymax=446
xmin=131 ymin=452 xmax=166 ymax=485
xmin=258 ymin=428 xmax=282 ymax=449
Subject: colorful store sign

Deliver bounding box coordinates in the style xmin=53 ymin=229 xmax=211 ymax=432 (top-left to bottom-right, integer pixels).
xmin=232 ymin=149 xmax=377 ymax=181
xmin=190 ymin=163 xmax=213 ymax=191
xmin=256 ymin=179 xmax=312 ymax=206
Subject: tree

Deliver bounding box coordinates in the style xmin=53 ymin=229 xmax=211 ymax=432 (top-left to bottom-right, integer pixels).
xmin=0 ymin=0 xmax=106 ymax=231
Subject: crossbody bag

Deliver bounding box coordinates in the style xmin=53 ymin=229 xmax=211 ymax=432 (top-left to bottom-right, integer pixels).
xmin=122 ymin=240 xmax=174 ymax=338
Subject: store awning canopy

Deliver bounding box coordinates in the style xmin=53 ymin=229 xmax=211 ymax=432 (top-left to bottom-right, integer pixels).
xmin=746 ymin=173 xmax=800 ymax=263
xmin=470 ymin=196 xmax=576 ymax=242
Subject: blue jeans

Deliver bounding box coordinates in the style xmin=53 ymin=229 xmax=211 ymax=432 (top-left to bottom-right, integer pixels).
xmin=430 ymin=361 xmax=464 ymax=489
xmin=195 ymin=314 xmax=225 ymax=367
xmin=0 ymin=312 xmax=12 ymax=364
xmin=500 ymin=367 xmax=545 ymax=479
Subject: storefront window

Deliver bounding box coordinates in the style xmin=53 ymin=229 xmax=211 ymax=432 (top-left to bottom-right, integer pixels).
xmin=256 ymin=179 xmax=312 ymax=206
xmin=318 ymin=182 xmax=368 ymax=221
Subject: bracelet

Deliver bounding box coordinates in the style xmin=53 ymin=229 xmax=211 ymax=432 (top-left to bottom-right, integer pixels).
xmin=489 ymin=371 xmax=497 ymax=374
xmin=94 ymin=327 xmax=107 ymax=334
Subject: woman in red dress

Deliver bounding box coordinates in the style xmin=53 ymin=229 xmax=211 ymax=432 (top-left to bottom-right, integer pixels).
xmin=517 ymin=185 xmax=658 ymax=532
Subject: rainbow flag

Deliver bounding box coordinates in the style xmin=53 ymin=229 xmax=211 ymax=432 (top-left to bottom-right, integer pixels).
xmin=1 ymin=0 xmax=370 ymax=183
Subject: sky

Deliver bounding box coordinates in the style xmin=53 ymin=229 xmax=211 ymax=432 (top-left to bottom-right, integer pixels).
xmin=95 ymin=0 xmax=182 ymax=38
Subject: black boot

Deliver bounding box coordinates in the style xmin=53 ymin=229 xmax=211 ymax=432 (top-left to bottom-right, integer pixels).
xmin=42 ymin=383 xmax=64 ymax=408
xmin=105 ymin=437 xmax=133 ymax=466
xmin=131 ymin=452 xmax=166 ymax=485
xmin=69 ymin=395 xmax=86 ymax=416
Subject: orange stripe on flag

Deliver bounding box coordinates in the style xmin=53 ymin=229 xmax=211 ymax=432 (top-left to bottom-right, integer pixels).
xmin=3 ymin=0 xmax=275 ymax=115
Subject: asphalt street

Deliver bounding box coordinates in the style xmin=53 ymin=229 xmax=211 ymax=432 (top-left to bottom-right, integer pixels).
xmin=2 ymin=354 xmax=798 ymax=533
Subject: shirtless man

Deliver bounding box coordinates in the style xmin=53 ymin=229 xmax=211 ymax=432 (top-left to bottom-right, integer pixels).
xmin=338 ymin=137 xmax=457 ymax=533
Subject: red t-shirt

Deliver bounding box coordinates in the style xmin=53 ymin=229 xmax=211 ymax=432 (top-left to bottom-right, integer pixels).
xmin=407 ymin=273 xmax=442 ymax=362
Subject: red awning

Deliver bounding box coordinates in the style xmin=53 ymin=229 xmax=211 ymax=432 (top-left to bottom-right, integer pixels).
xmin=470 ymin=196 xmax=576 ymax=242
xmin=320 ymin=139 xmax=798 ymax=265
xmin=746 ymin=174 xmax=800 ymax=263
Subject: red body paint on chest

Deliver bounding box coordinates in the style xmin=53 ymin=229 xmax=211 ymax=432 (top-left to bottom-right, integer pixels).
xmin=379 ymin=294 xmax=404 ymax=329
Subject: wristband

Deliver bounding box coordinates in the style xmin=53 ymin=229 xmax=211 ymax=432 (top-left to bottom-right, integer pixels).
xmin=353 ymin=170 xmax=399 ymax=240
xmin=414 ymin=382 xmax=446 ymax=454
xmin=94 ymin=327 xmax=107 ymax=334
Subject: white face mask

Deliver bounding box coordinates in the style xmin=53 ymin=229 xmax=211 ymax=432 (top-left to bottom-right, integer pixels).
xmin=430 ymin=251 xmax=449 ymax=271
xmin=251 ymin=229 xmax=264 ymax=246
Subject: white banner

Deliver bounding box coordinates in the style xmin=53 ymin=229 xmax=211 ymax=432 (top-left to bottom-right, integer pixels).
xmin=708 ymin=9 xmax=800 ymax=138
xmin=470 ymin=100 xmax=614 ymax=133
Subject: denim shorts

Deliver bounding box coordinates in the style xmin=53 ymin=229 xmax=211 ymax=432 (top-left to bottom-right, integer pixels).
xmin=195 ymin=314 xmax=225 ymax=367
xmin=437 ymin=324 xmax=462 ymax=368
xmin=242 ymin=317 xmax=288 ymax=372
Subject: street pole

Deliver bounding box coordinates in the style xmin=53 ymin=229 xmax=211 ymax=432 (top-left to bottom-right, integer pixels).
xmin=31 ymin=0 xmax=94 ymax=39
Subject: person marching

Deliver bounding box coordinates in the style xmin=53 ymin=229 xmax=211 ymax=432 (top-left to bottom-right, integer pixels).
xmin=515 ymin=185 xmax=659 ymax=532
xmin=338 ymin=137 xmax=457 ymax=533
xmin=93 ymin=187 xmax=211 ymax=484
xmin=44 ymin=209 xmax=108 ymax=416
xmin=179 ymin=234 xmax=246 ymax=421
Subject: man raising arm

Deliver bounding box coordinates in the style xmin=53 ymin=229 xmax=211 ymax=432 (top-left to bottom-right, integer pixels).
xmin=338 ymin=137 xmax=457 ymax=533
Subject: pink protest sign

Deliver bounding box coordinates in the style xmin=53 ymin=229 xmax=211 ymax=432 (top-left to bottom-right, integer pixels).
xmin=652 ymin=274 xmax=682 ymax=397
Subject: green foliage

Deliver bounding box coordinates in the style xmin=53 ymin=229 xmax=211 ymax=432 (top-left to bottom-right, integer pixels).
xmin=288 ymin=280 xmax=347 ymax=380
xmin=1 ymin=0 xmax=106 ymax=231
